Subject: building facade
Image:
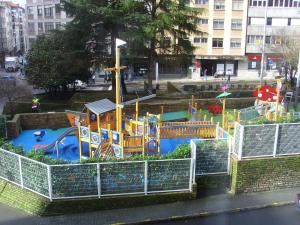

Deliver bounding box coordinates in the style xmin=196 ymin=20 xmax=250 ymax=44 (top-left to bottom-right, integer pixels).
xmin=25 ymin=0 xmax=73 ymax=50
xmin=189 ymin=0 xmax=248 ymax=78
xmin=11 ymin=4 xmax=25 ymax=54
xmin=246 ymin=0 xmax=300 ymax=76
xmin=0 ymin=2 xmax=14 ymax=55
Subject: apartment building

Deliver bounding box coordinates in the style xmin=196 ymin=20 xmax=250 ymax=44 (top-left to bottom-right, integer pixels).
xmin=11 ymin=4 xmax=25 ymax=54
xmin=189 ymin=0 xmax=248 ymax=78
xmin=246 ymin=0 xmax=300 ymax=75
xmin=0 ymin=2 xmax=14 ymax=55
xmin=25 ymin=0 xmax=73 ymax=50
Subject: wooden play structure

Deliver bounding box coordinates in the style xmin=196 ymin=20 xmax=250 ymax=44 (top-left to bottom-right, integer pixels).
xmin=65 ymin=39 xmax=228 ymax=161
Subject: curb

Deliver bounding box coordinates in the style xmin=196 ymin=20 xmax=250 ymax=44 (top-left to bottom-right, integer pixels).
xmin=121 ymin=201 xmax=294 ymax=225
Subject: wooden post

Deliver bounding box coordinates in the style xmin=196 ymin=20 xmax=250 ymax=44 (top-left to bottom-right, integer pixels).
xmin=233 ymin=109 xmax=237 ymax=121
xmin=222 ymin=98 xmax=226 ymax=128
xmin=88 ymin=124 xmax=92 ymax=158
xmin=275 ymin=79 xmax=281 ymax=121
xmin=157 ymin=115 xmax=161 ymax=156
xmin=161 ymin=105 xmax=164 ymax=115
xmin=210 ymin=117 xmax=214 ymax=124
xmin=78 ymin=122 xmax=82 ymax=161
xmin=192 ymin=95 xmax=195 ymax=107
xmin=136 ymin=99 xmax=139 ymax=121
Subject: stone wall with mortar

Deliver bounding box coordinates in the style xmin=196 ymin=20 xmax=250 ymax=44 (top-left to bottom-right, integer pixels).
xmin=0 ymin=179 xmax=197 ymax=216
xmin=230 ymin=155 xmax=300 ymax=194
xmin=7 ymin=112 xmax=70 ymax=138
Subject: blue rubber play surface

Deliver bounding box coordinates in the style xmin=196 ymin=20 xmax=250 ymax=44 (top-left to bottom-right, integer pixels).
xmin=11 ymin=128 xmax=196 ymax=161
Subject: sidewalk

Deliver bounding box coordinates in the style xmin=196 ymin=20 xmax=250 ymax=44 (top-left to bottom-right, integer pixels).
xmin=1 ymin=187 xmax=297 ymax=225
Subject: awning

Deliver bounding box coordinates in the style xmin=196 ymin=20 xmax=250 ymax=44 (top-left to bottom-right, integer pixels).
xmin=85 ymin=99 xmax=116 ymax=115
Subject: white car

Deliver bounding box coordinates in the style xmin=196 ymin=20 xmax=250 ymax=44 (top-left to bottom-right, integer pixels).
xmin=74 ymin=80 xmax=87 ymax=89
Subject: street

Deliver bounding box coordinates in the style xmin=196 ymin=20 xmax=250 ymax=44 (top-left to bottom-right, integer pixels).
xmin=0 ymin=203 xmax=299 ymax=225
xmin=149 ymin=205 xmax=300 ymax=225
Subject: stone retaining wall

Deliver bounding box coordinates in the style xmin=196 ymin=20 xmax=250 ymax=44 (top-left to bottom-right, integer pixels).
xmin=7 ymin=112 xmax=69 ymax=139
xmin=230 ymin=155 xmax=300 ymax=194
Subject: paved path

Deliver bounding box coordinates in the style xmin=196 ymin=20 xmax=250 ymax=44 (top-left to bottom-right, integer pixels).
xmin=0 ymin=187 xmax=298 ymax=225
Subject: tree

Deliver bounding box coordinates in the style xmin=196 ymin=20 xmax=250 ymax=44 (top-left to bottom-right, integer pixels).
xmin=25 ymin=29 xmax=91 ymax=95
xmin=63 ymin=0 xmax=204 ymax=93
xmin=120 ymin=0 xmax=204 ymax=92
xmin=0 ymin=80 xmax=32 ymax=117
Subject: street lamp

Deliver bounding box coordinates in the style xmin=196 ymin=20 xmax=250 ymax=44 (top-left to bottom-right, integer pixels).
xmin=260 ymin=2 xmax=268 ymax=85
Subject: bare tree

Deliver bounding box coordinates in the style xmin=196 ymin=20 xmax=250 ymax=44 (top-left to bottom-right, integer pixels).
xmin=0 ymin=80 xmax=32 ymax=117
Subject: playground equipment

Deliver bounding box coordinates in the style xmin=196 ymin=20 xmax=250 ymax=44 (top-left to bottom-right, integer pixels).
xmin=252 ymin=79 xmax=285 ymax=121
xmin=34 ymin=130 xmax=45 ymax=142
xmin=64 ymin=39 xmax=225 ymax=161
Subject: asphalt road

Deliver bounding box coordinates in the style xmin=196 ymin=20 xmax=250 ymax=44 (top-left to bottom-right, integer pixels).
xmin=149 ymin=205 xmax=300 ymax=225
xmin=0 ymin=203 xmax=299 ymax=225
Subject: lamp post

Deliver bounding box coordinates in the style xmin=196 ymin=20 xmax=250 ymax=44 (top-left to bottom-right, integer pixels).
xmin=294 ymin=51 xmax=300 ymax=109
xmin=260 ymin=3 xmax=268 ymax=85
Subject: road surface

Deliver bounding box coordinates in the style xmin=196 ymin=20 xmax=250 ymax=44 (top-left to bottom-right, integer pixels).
xmin=150 ymin=205 xmax=300 ymax=225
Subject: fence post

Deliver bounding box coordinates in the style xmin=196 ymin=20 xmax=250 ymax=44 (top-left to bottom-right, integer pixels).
xmin=189 ymin=158 xmax=193 ymax=192
xmin=144 ymin=161 xmax=148 ymax=195
xmin=273 ymin=124 xmax=279 ymax=157
xmin=47 ymin=165 xmax=52 ymax=201
xmin=233 ymin=122 xmax=237 ymax=154
xmin=18 ymin=155 xmax=23 ymax=188
xmin=97 ymin=163 xmax=101 ymax=198
xmin=238 ymin=125 xmax=244 ymax=160
xmin=190 ymin=140 xmax=197 ymax=183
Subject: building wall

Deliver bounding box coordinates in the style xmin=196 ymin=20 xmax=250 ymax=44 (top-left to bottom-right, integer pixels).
xmin=25 ymin=0 xmax=73 ymax=50
xmin=190 ymin=0 xmax=247 ymax=58
xmin=246 ymin=1 xmax=300 ymax=72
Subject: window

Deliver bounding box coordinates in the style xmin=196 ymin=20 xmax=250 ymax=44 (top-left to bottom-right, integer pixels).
xmin=247 ymin=35 xmax=263 ymax=44
xmin=28 ymin=22 xmax=35 ymax=34
xmin=213 ymin=19 xmax=224 ymax=29
xmin=231 ymin=19 xmax=242 ymax=30
xmin=230 ymin=38 xmax=241 ymax=48
xmin=195 ymin=0 xmax=208 ymax=4
xmin=250 ymin=0 xmax=266 ymax=6
xmin=44 ymin=22 xmax=54 ymax=32
xmin=44 ymin=6 xmax=53 ymax=18
xmin=212 ymin=38 xmax=223 ymax=48
xmin=38 ymin=22 xmax=43 ymax=33
xmin=37 ymin=6 xmax=43 ymax=16
xmin=265 ymin=36 xmax=271 ymax=44
xmin=288 ymin=18 xmax=291 ymax=25
xmin=162 ymin=37 xmax=171 ymax=48
xmin=194 ymin=37 xmax=208 ymax=44
xmin=55 ymin=4 xmax=61 ymax=14
xmin=214 ymin=0 xmax=225 ymax=10
xmin=267 ymin=17 xmax=272 ymax=25
xmin=232 ymin=0 xmax=243 ymax=10
xmin=195 ymin=18 xmax=208 ymax=24
xmin=27 ymin=6 xmax=33 ymax=15
xmin=55 ymin=22 xmax=61 ymax=30
xmin=268 ymin=0 xmax=274 ymax=6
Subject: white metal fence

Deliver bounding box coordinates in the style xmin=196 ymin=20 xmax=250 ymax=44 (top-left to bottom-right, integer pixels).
xmin=0 ymin=148 xmax=194 ymax=201
xmin=191 ymin=138 xmax=230 ymax=176
xmin=233 ymin=122 xmax=300 ymax=159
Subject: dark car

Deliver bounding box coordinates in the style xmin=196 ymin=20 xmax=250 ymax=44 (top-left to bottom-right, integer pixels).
xmin=0 ymin=75 xmax=16 ymax=86
xmin=295 ymin=193 xmax=300 ymax=209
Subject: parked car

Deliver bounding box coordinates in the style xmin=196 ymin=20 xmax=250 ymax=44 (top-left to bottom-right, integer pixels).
xmin=214 ymin=70 xmax=225 ymax=78
xmin=74 ymin=80 xmax=87 ymax=89
xmin=0 ymin=75 xmax=16 ymax=86
xmin=295 ymin=193 xmax=300 ymax=209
